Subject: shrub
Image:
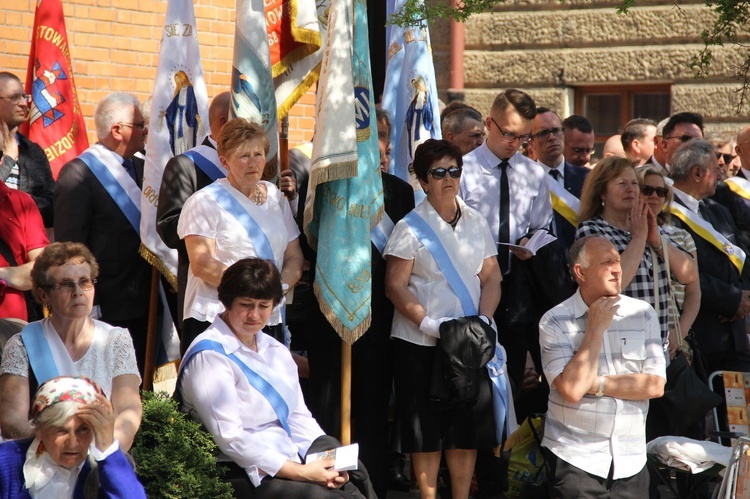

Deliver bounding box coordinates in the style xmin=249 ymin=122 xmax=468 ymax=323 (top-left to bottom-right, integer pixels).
xmin=131 ymin=391 xmax=234 ymax=499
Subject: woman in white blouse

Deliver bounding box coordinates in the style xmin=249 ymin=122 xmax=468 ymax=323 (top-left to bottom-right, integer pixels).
xmin=385 ymin=139 xmax=502 ymax=499
xmin=177 ymin=118 xmax=303 ymax=350
xmin=179 ymin=258 xmax=373 ymax=498
xmin=0 ymin=242 xmax=142 ymax=451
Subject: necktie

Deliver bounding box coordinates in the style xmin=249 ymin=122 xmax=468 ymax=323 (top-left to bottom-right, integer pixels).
xmin=122 ymin=158 xmax=138 ymax=184
xmin=498 ymin=160 xmax=510 ymax=274
xmin=549 ymin=169 xmax=561 ymax=182
xmin=698 ymin=200 xmax=708 ymax=220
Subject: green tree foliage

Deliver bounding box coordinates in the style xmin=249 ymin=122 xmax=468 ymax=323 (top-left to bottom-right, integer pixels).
xmin=130 ymin=391 xmax=234 ymax=499
xmin=389 ymin=0 xmax=750 ymax=112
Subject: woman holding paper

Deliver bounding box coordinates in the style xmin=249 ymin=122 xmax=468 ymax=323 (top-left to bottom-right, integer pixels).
xmin=576 ymin=156 xmax=698 ymax=348
xmin=178 ymin=118 xmax=303 ymax=350
xmin=0 ymin=242 xmax=142 ymax=450
xmin=179 ymin=258 xmax=373 ymax=498
xmin=385 ymin=139 xmax=502 ymax=499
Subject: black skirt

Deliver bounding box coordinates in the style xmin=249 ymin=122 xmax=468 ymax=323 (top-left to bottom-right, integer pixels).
xmin=392 ymin=338 xmax=496 ymax=453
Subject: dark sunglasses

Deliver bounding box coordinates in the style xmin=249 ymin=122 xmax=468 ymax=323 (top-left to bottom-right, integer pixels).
xmin=640 ymin=185 xmax=669 ymax=198
xmin=566 ymin=144 xmax=595 ymax=154
xmin=716 ymin=152 xmax=737 ymax=164
xmin=427 ymin=166 xmax=462 ymax=179
xmin=665 ymin=134 xmax=695 ymax=143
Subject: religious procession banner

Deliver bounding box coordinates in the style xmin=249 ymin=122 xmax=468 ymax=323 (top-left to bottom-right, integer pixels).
xmin=268 ymin=0 xmax=329 ymax=119
xmin=22 ymin=0 xmax=88 ymax=179
xmin=304 ymin=0 xmax=384 ymax=343
xmin=141 ymin=0 xmax=209 ymax=373
xmin=381 ymin=0 xmax=441 ymax=189
xmin=230 ymin=0 xmax=280 ymax=181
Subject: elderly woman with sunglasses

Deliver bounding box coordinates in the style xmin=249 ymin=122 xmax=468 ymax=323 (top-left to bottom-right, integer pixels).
xmin=576 ymin=157 xmax=698 ymax=354
xmin=385 ymin=139 xmax=502 ymax=499
xmin=636 ymin=166 xmax=701 ymax=360
xmin=0 ymin=243 xmax=142 ymax=451
xmin=0 ymin=376 xmax=146 ymax=498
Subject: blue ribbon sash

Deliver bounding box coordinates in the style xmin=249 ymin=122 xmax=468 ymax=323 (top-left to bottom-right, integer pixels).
xmin=402 ymin=210 xmax=477 ymax=316
xmin=180 ymin=339 xmax=292 ymax=436
xmin=79 ymin=150 xmax=141 ymax=233
xmin=203 ymin=182 xmax=274 ymax=263
xmin=371 ymin=212 xmax=395 ymax=255
xmin=184 ymin=148 xmax=225 ymax=181
xmin=21 ymin=322 xmax=59 ymax=385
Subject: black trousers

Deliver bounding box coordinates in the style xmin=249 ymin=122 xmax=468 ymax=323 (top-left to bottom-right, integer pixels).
xmin=544 ymin=448 xmax=649 ymax=499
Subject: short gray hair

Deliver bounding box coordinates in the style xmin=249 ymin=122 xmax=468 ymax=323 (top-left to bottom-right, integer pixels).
xmin=568 ymin=236 xmax=594 ymax=270
xmin=32 ymin=401 xmax=81 ymax=432
xmin=669 ymin=139 xmax=715 ymax=182
xmin=94 ymin=92 xmax=140 ymax=141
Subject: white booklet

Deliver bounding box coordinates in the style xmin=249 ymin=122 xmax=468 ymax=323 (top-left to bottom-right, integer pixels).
xmin=306 ymin=443 xmax=359 ymax=471
xmin=498 ymin=230 xmax=557 ymax=257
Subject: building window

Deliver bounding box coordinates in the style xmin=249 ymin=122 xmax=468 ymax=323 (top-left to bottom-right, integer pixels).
xmin=574 ymin=85 xmax=671 ymax=158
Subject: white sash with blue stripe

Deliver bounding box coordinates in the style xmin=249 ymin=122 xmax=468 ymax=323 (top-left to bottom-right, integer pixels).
xmin=183 ymin=145 xmax=225 ymax=181
xmin=371 ymin=212 xmax=395 ymax=255
xmin=78 ymin=144 xmax=141 ymax=233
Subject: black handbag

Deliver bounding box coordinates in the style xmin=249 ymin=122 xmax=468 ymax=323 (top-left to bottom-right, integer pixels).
xmin=647 ymin=237 xmax=722 ymax=436
xmin=429 ymin=316 xmax=496 ymax=411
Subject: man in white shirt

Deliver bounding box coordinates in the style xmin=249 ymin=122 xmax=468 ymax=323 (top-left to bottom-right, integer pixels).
xmin=459 ymin=88 xmax=553 ymax=393
xmin=540 ymin=236 xmax=666 ymax=498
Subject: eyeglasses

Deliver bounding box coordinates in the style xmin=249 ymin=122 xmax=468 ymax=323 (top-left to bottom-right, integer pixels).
xmin=489 ymin=117 xmax=531 ymax=144
xmin=716 ymin=152 xmax=737 ymax=164
xmin=565 ymin=144 xmax=595 ymax=154
xmin=0 ymin=93 xmax=30 ymax=104
xmin=426 ymin=166 xmax=462 ymax=179
xmin=640 ymin=185 xmax=669 ymax=198
xmin=119 ymin=122 xmax=146 ymax=130
xmin=665 ymin=134 xmax=696 ymax=143
xmin=46 ymin=277 xmax=97 ymax=293
xmin=532 ymin=127 xmax=564 ymax=140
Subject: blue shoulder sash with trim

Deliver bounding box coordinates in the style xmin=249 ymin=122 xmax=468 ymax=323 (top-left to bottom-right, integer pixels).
xmin=78 ymin=149 xmax=140 ymax=232
xmin=371 ymin=212 xmax=395 ymax=255
xmin=203 ymin=182 xmax=275 ymax=263
xmin=21 ymin=322 xmax=59 ymax=384
xmin=179 ymin=339 xmax=291 ymax=436
xmin=184 ymin=147 xmax=225 ymax=181
xmin=402 ymin=210 xmax=477 ymax=316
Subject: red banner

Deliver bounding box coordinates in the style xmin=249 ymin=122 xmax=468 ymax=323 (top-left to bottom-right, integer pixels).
xmin=22 ymin=0 xmax=88 ymax=179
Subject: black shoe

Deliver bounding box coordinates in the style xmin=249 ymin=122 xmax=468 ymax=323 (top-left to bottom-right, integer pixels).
xmin=388 ymin=470 xmax=412 ymax=492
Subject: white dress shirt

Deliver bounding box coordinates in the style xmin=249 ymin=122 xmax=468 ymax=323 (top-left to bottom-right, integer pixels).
xmin=179 ymin=316 xmax=324 ymax=487
xmin=540 ymin=290 xmax=666 ymax=479
xmin=672 ymin=187 xmax=703 ymax=218
xmin=459 ymin=142 xmax=553 ymax=246
xmin=539 ymin=157 xmax=566 ymax=185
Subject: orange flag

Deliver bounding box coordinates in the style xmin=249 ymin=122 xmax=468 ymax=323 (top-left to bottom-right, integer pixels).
xmin=22 ymin=0 xmax=88 ymax=179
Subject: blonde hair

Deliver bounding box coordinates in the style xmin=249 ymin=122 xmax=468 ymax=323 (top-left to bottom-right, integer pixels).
xmin=636 ymin=165 xmax=673 ymax=225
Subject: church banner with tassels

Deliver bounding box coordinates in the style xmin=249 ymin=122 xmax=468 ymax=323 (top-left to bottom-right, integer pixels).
xmin=23 ymin=0 xmax=89 ymax=179
xmin=268 ymin=0 xmax=329 ymax=120
xmin=304 ymin=0 xmax=384 ymax=344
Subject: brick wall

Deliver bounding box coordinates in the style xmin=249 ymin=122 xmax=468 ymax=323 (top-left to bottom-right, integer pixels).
xmin=0 ymin=0 xmax=315 ymax=147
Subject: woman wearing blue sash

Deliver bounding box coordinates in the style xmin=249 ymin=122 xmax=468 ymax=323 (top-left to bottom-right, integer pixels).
xmin=384 ymin=139 xmax=502 ymax=499
xmin=178 ymin=118 xmax=303 ymax=352
xmin=179 ymin=258 xmax=374 ymax=498
xmin=0 ymin=243 xmax=142 ymax=451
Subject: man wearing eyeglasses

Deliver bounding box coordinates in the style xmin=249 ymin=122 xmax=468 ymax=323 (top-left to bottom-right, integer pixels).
xmin=562 ymin=115 xmax=595 ymax=168
xmin=53 ymin=92 xmax=151 ymax=375
xmin=460 ymin=88 xmax=553 ymax=394
xmin=531 ymin=108 xmax=589 ymax=249
xmin=0 ymin=72 xmax=55 ymax=228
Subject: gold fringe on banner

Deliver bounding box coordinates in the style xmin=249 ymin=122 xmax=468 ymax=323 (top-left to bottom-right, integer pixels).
xmin=313 ymin=280 xmax=372 ymax=345
xmin=139 ymin=243 xmax=178 ymax=292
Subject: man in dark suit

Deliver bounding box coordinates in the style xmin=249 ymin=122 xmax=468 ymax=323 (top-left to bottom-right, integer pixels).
xmin=155 ymin=92 xmax=229 ymax=350
xmin=54 ymin=92 xmax=151 ymax=373
xmin=670 ymin=139 xmax=750 ymax=374
xmin=0 ymin=72 xmax=55 ymax=228
xmin=622 ymin=118 xmax=657 ymax=166
xmin=530 ymin=108 xmax=589 ymax=249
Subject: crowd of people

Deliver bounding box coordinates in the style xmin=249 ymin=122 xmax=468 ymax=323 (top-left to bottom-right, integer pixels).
xmin=1 ymin=65 xmax=750 ymax=498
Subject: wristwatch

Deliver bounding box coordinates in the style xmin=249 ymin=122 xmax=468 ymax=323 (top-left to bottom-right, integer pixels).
xmin=595 ymin=376 xmax=605 ymax=397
